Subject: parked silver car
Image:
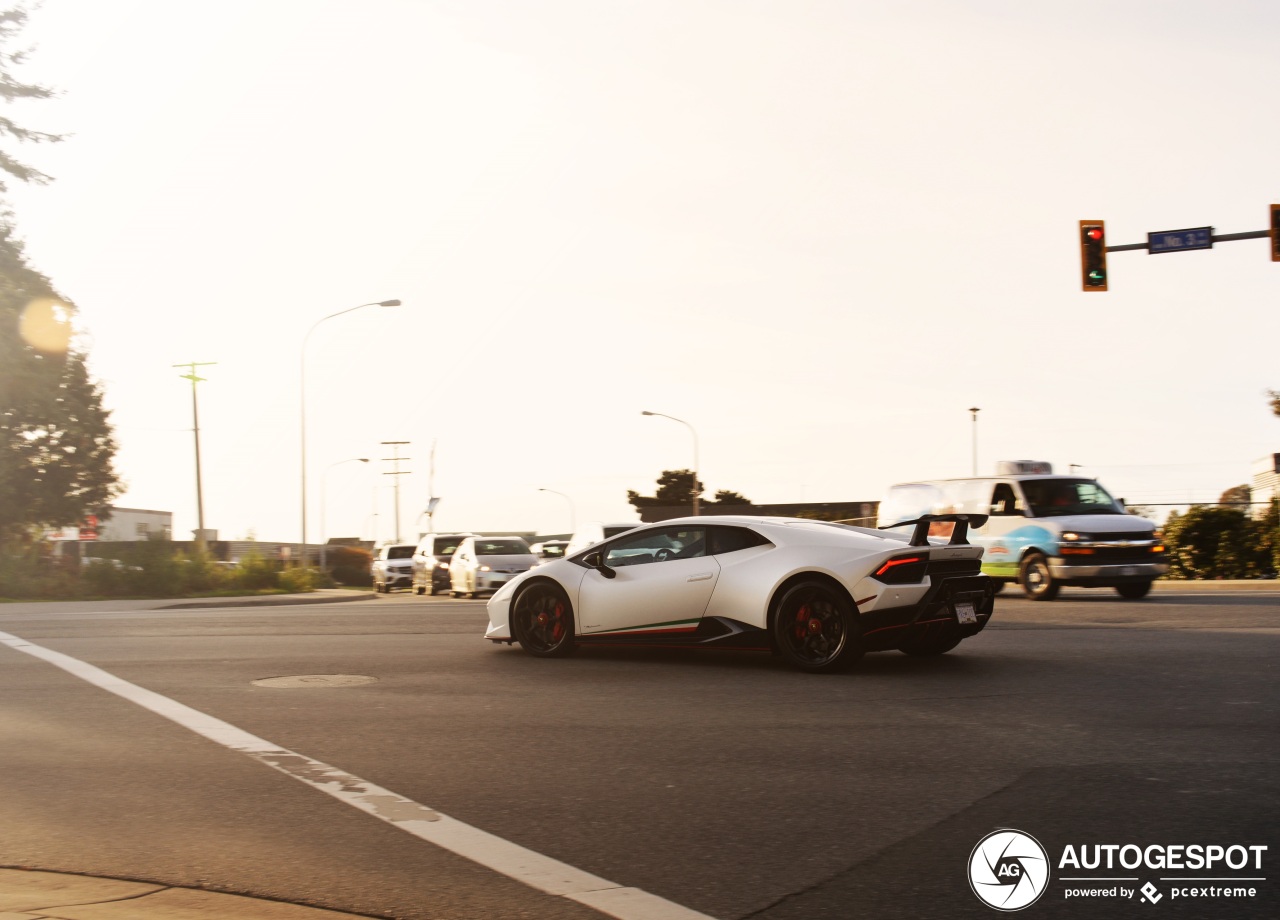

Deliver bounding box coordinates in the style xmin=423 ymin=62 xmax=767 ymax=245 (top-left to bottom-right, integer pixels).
xmin=449 ymin=536 xmax=539 ymax=598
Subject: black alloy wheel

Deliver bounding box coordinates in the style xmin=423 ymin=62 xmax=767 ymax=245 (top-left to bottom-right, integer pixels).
xmin=511 ymin=582 xmax=576 ymax=657
xmin=772 ymin=580 xmax=862 ymax=673
xmin=1019 ymin=552 xmax=1060 ymax=601
xmin=1115 ymin=580 xmax=1153 ymax=599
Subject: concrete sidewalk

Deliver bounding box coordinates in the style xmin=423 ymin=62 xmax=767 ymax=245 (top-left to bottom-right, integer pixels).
xmin=0 ymin=868 xmax=385 ymax=920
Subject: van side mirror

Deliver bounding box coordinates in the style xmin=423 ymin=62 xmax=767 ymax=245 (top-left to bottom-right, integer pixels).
xmin=582 ymin=551 xmax=616 ymax=579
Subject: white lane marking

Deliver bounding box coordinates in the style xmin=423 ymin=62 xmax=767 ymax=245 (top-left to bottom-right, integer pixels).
xmin=0 ymin=630 xmax=716 ymax=920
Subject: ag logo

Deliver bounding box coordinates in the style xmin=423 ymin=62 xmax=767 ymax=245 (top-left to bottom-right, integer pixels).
xmin=969 ymin=829 xmax=1050 ymax=911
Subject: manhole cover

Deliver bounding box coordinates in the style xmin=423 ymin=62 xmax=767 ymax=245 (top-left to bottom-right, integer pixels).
xmin=251 ymin=675 xmax=378 ymax=689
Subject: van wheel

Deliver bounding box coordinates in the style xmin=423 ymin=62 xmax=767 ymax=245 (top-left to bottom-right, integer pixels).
xmin=1019 ymin=553 xmax=1059 ymax=601
xmin=1115 ymin=580 xmax=1153 ymax=599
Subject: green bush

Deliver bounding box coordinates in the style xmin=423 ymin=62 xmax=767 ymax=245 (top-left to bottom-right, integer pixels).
xmin=233 ymin=552 xmax=280 ymax=591
xmin=277 ymin=566 xmax=314 ymax=593
xmin=1162 ymin=503 xmax=1277 ymax=580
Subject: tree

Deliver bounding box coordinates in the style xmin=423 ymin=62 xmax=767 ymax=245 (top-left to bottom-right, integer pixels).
xmin=0 ymin=7 xmax=119 ymax=547
xmin=626 ymin=471 xmax=752 ymax=512
xmin=1218 ymin=484 xmax=1251 ymax=509
xmin=1268 ymin=389 xmax=1280 ymax=418
xmin=627 ymin=469 xmax=704 ymax=511
xmin=0 ymin=4 xmax=62 ymax=192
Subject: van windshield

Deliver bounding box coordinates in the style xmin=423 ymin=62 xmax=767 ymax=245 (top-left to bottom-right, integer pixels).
xmin=1020 ymin=478 xmax=1122 ymax=517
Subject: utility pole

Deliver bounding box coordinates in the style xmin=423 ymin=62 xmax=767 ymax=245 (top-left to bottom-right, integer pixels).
xmin=174 ymin=362 xmax=216 ymax=552
xmin=381 ymin=441 xmax=411 ymax=543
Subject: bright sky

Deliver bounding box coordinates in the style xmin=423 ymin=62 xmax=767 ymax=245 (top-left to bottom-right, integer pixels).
xmin=8 ymin=0 xmax=1280 ymax=544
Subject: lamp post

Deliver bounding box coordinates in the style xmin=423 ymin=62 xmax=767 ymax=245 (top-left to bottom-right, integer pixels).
xmin=968 ymin=407 xmax=980 ymax=476
xmin=320 ymin=458 xmax=369 ymax=570
xmin=641 ymin=410 xmax=700 ymax=516
xmin=300 ymin=299 xmax=400 ymax=562
xmin=173 ymin=362 xmax=216 ymax=552
xmin=538 ymin=488 xmax=576 ymax=535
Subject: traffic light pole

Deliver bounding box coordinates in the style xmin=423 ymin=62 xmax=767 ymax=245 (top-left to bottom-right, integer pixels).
xmin=1080 ymin=206 xmax=1280 ymax=290
xmin=1105 ymin=228 xmax=1271 ymax=253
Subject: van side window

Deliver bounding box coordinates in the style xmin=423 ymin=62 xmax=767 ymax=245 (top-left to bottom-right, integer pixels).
xmin=990 ymin=483 xmax=1020 ymax=516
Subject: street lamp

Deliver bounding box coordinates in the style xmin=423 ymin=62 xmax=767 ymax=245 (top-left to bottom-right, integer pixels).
xmin=968 ymin=407 xmax=980 ymax=476
xmin=641 ymin=410 xmax=700 ymax=516
xmin=300 ymin=299 xmax=400 ymax=561
xmin=320 ymin=458 xmax=369 ymax=570
xmin=538 ymin=488 xmax=576 ymax=534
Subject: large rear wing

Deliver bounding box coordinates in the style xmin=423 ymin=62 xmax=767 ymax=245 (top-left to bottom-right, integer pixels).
xmin=881 ymin=513 xmax=989 ymax=547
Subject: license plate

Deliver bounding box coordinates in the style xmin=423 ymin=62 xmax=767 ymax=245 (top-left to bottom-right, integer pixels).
xmin=954 ymin=601 xmax=977 ymax=625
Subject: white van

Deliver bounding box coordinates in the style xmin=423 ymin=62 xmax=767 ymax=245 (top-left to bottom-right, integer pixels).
xmin=877 ymin=461 xmax=1168 ymax=600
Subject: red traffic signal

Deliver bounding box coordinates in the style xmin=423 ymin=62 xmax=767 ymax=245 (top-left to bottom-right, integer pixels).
xmin=1079 ymin=220 xmax=1108 ymax=291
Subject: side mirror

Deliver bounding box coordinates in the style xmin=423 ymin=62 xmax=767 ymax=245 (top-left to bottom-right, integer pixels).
xmin=582 ymin=551 xmax=616 ymax=579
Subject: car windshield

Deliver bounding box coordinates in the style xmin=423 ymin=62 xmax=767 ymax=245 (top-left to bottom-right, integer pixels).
xmin=387 ymin=546 xmax=414 ymax=559
xmin=540 ymin=544 xmax=566 ymax=558
xmin=475 ymin=539 xmax=530 ymax=555
xmin=1020 ymin=478 xmax=1122 ymax=517
xmin=435 ymin=539 xmax=465 ymax=555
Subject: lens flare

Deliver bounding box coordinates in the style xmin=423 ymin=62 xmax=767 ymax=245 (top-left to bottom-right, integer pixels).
xmin=19 ymin=298 xmax=73 ymax=354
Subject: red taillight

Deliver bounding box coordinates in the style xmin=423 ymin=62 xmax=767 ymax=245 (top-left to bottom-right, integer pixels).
xmin=874 ymin=556 xmax=923 ymax=577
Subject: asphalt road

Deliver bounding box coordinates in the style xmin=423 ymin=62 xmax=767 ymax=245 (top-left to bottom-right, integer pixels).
xmin=1 ymin=586 xmax=1276 ymax=920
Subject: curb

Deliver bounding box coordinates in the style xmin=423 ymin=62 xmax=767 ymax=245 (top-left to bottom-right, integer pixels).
xmin=0 ymin=867 xmax=386 ymax=919
xmin=159 ymin=591 xmax=376 ymax=610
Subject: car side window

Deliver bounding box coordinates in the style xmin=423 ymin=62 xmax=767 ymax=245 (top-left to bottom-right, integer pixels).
xmin=603 ymin=527 xmax=706 ymax=567
xmin=708 ymin=526 xmax=771 ymax=555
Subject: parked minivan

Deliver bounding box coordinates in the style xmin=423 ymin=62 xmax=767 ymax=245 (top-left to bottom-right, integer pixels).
xmin=877 ymin=461 xmax=1168 ymax=600
xmin=411 ymin=532 xmax=475 ymax=596
xmin=448 ymin=536 xmax=540 ymax=598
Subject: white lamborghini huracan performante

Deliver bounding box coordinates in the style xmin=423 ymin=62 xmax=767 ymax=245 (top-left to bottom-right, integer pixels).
xmin=484 ymin=514 xmax=997 ymax=673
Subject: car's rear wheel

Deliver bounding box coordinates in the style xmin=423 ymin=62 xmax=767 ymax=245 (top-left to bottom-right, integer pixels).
xmin=1019 ymin=553 xmax=1059 ymax=601
xmin=414 ymin=583 xmax=425 ymax=595
xmin=511 ymin=582 xmax=575 ymax=657
xmin=1115 ymin=580 xmax=1153 ymax=599
xmin=772 ymin=579 xmax=862 ymax=674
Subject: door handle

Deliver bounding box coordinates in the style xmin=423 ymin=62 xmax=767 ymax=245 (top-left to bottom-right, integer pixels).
xmin=687 ymin=572 xmax=713 ymax=582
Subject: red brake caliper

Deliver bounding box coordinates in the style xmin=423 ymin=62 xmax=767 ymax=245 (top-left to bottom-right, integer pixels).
xmin=550 ymin=602 xmax=564 ymax=639
xmin=794 ymin=604 xmax=809 ymax=640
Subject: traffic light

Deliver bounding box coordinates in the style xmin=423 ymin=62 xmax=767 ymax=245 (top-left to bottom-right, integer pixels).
xmin=1079 ymin=220 xmax=1108 ymax=291
xmin=1271 ymin=205 xmax=1280 ymax=262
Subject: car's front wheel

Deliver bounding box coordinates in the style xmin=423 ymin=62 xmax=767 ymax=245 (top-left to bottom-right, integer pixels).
xmin=511 ymin=582 xmax=575 ymax=657
xmin=772 ymin=580 xmax=862 ymax=674
xmin=1019 ymin=553 xmax=1060 ymax=601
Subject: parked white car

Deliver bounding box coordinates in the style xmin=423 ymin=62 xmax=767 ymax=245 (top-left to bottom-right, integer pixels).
xmin=371 ymin=543 xmax=416 ymax=593
xmin=449 ymin=536 xmax=540 ymax=598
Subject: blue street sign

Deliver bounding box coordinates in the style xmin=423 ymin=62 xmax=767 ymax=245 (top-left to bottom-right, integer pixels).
xmin=1147 ymin=226 xmax=1213 ymax=254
